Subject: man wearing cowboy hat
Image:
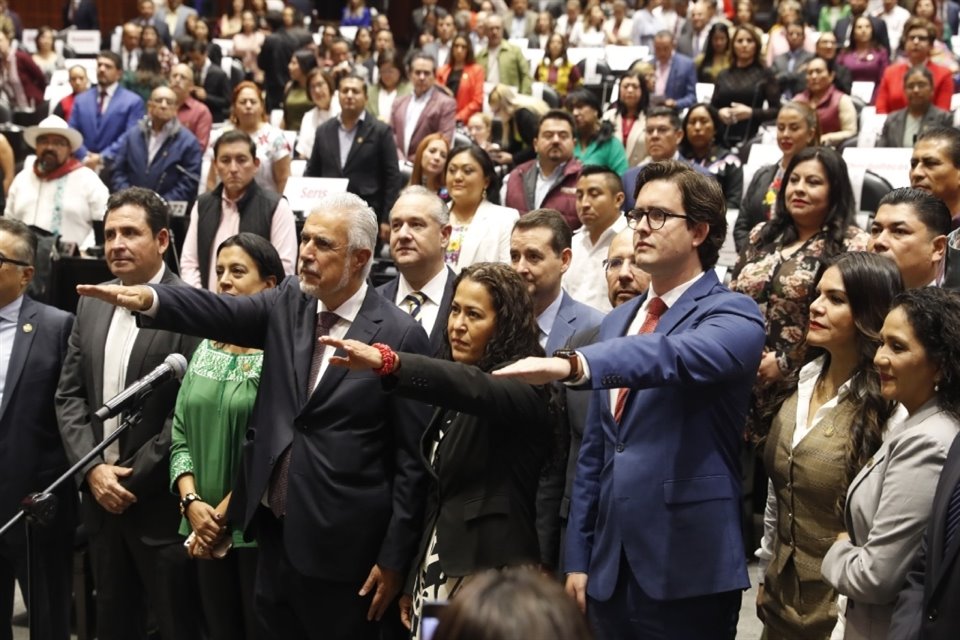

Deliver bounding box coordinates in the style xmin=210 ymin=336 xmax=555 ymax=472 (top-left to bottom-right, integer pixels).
xmin=4 ymin=114 xmax=108 ymax=250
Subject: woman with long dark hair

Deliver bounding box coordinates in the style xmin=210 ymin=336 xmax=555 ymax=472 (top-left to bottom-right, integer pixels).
xmin=565 ymin=88 xmax=628 ymax=174
xmin=756 ymin=251 xmax=905 ymax=639
xmin=679 ymin=103 xmax=743 ymax=210
xmin=437 ymin=33 xmax=485 ymax=124
xmin=696 ymin=22 xmax=732 ymax=83
xmin=282 ymin=49 xmax=317 ymax=131
xmin=322 ymin=262 xmax=555 ymax=640
xmin=836 ymin=14 xmax=889 ymax=97
xmin=534 ymin=32 xmax=582 ymax=99
xmin=602 ymin=68 xmax=648 ymax=167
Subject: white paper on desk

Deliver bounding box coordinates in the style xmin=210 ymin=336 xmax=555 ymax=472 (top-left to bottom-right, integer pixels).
xmin=283 ymin=177 xmax=349 ymax=213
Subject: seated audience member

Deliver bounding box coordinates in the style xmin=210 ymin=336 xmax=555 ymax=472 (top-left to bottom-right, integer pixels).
xmin=296 ymin=68 xmax=338 ymax=159
xmin=305 ymin=72 xmax=401 ymax=225
xmin=352 ymin=27 xmax=375 ymax=69
xmin=367 ymin=49 xmax=409 ymax=122
xmin=868 ymin=186 xmax=950 ymax=291
xmin=476 ymin=14 xmax=532 ymax=94
xmin=502 ymin=110 xmax=583 ymax=230
xmin=911 ymin=0 xmax=955 ymax=47
xmin=676 ymin=0 xmax=712 ymax=58
xmin=218 ymin=0 xmax=245 ymax=38
xmin=910 ymin=127 xmax=960 ymax=222
xmin=116 ymin=21 xmax=142 ymax=72
xmin=445 ymin=145 xmax=519 ymax=272
xmin=159 ymin=0 xmax=197 ymax=40
xmin=69 ymin=50 xmax=144 ymax=170
xmin=186 ymin=37 xmax=230 ymax=123
xmin=795 ymin=56 xmax=858 ymax=147
xmin=529 ymin=10 xmax=554 ymax=49
xmin=812 ymin=30 xmax=854 ymax=94
xmin=181 ymin=130 xmax=297 ymax=291
xmin=734 ymin=101 xmax=820 ymax=251
xmin=378 ymin=186 xmax=457 ymax=355
xmin=409 ymin=133 xmax=450 ymax=198
xmin=282 ymin=49 xmax=317 ymax=131
xmin=711 ymin=25 xmax=780 ymax=148
xmin=757 ymin=251 xmax=905 ymax=639
xmin=424 ymin=13 xmax=455 ymax=69
xmin=836 ymin=14 xmax=889 ymax=100
xmin=437 ymin=33 xmax=484 ymax=125
xmin=466 ymin=112 xmax=494 ymax=150
xmin=878 ymin=65 xmax=953 ymax=148
xmin=772 ymin=19 xmax=815 ymax=98
xmin=510 ymin=208 xmax=604 ymax=352
xmin=53 ymin=65 xmax=89 ymax=122
xmin=819 ymin=0 xmax=851 ymax=34
xmin=111 ymin=86 xmax=201 ymax=204
xmin=121 ymin=48 xmax=166 ymax=102
xmin=487 ymin=84 xmax=549 ymax=168
xmin=189 ymin=18 xmax=222 ymax=67
xmin=833 ymin=0 xmax=891 ymax=51
xmin=534 ymin=33 xmax=582 ymax=99
xmin=341 ymin=0 xmax=374 ymax=28
xmin=823 ymin=284 xmax=960 ymax=640
xmin=327 ymin=36 xmax=368 ymax=89
xmin=564 ymin=165 xmax=628 ymax=312
xmin=140 ymin=24 xmax=176 ymax=75
xmin=679 ymin=103 xmax=743 ymax=211
xmin=205 ymin=82 xmax=291 ymax=195
xmin=650 ymin=31 xmax=697 ymax=111
xmin=622 ymin=106 xmax=698 ymax=212
xmin=875 ymin=0 xmax=912 ymax=57
xmin=603 ymin=70 xmax=648 ymax=168
xmin=875 ymin=17 xmax=952 ymax=114
xmin=5 ymin=115 xmax=107 ymax=249
xmin=604 ymin=0 xmax=633 ymax=46
xmin=764 ymin=1 xmax=818 ymax=66
xmin=32 ymin=25 xmax=64 ymax=82
xmin=390 ymin=51 xmax=456 ymax=162
xmin=169 ymin=62 xmax=211 ymax=152
xmin=696 ymin=22 xmax=732 ymax=83
xmin=565 ymin=89 xmax=628 ymax=175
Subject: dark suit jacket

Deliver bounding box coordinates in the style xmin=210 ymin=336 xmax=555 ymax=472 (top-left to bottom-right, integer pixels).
xmin=376 ymin=267 xmax=456 ymax=357
xmin=878 ymin=106 xmax=954 ymax=148
xmin=889 ymin=433 xmax=960 ymax=640
xmin=69 ymin=85 xmax=145 ymax=159
xmin=384 ymin=354 xmax=553 ymax=579
xmin=390 ymin=89 xmax=457 ymax=161
xmin=62 ymin=0 xmax=98 ymax=30
xmin=411 ymin=5 xmax=449 ymax=35
xmin=200 ymin=63 xmax=230 ymax=123
xmin=304 ymin=114 xmax=401 ymax=222
xmin=55 ymin=269 xmax=198 ymax=544
xmin=258 ymin=30 xmax=299 ymax=111
xmin=0 ymin=297 xmax=76 ymax=527
xmin=663 ymin=53 xmax=698 ymax=110
xmin=544 ymin=291 xmax=605 ymax=357
xmin=772 ymin=49 xmax=815 ymax=96
xmin=566 ymin=271 xmax=765 ymax=601
xmin=835 ymin=15 xmax=890 ymax=52
xmin=144 ymin=278 xmax=432 ymax=581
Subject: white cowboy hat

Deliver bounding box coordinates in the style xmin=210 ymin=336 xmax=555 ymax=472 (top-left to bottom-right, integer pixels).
xmin=23 ymin=115 xmax=84 ymax=152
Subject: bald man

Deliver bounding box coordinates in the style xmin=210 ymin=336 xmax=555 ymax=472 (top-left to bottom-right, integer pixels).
xmin=170 ymin=62 xmax=211 ymax=150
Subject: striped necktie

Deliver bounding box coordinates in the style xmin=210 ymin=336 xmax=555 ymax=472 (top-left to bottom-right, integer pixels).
xmin=402 ymin=291 xmax=427 ymax=322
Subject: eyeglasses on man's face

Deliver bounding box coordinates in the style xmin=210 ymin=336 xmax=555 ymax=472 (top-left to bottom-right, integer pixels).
xmin=625 ymin=207 xmax=691 ymax=230
xmin=0 ymin=253 xmax=31 ymax=269
xmin=602 ymin=256 xmax=646 ymax=274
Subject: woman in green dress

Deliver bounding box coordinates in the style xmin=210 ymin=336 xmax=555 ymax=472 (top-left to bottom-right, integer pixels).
xmin=170 ymin=233 xmax=286 ymax=640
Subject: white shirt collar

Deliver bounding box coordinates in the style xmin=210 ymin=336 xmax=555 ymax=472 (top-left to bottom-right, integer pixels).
xmin=317 ymin=282 xmax=368 ymax=322
xmin=536 ymin=290 xmax=564 ymax=339
xmin=397 ymin=266 xmax=448 ymax=305
xmin=0 ymin=294 xmax=23 ymax=323
xmin=645 ymin=269 xmax=703 ymax=311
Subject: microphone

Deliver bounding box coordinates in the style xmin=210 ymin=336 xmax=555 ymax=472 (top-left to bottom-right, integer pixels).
xmin=175 ymin=164 xmax=200 ymax=183
xmin=94 ymin=354 xmax=189 ymax=421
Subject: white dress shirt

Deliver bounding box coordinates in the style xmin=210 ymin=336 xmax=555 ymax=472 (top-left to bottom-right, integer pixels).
xmin=394 ymin=268 xmax=449 ymax=340
xmin=311 ymin=283 xmax=368 ymax=392
xmin=562 ymin=215 xmax=628 ymax=313
xmin=403 ymin=87 xmax=434 ymax=157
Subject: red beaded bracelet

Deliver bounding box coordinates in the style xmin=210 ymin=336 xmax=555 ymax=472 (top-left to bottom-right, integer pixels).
xmin=372 ymin=343 xmax=398 ymax=376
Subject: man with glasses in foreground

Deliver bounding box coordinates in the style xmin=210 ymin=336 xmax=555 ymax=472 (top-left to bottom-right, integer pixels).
xmin=495 ymin=160 xmax=765 ymax=639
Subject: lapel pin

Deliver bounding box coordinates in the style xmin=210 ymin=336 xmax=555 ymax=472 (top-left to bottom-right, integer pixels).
xmin=22 ymin=323 xmax=33 ymax=333
xmin=356 ymin=137 xmax=364 ymax=144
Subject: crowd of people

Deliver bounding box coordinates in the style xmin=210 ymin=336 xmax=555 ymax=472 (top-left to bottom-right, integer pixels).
xmin=4 ymin=1 xmax=960 ymax=640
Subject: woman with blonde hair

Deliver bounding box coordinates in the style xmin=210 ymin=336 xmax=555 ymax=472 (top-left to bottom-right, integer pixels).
xmin=487 ymin=84 xmax=549 ymax=167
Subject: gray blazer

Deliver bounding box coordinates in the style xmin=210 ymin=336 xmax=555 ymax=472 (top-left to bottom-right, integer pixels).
xmin=821 ymin=401 xmax=960 ymax=640
xmin=878 ymin=106 xmax=954 ymax=148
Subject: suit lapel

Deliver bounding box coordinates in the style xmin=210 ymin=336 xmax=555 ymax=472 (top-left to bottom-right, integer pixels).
xmin=430 ymin=269 xmax=457 ymax=349
xmin=410 ymin=92 xmax=438 ymax=151
xmin=932 ymin=449 xmax=960 ymax=591
xmin=0 ymin=298 xmax=39 ymax=422
xmin=655 ymin=272 xmax=717 ymax=336
xmin=294 ymin=293 xmax=319 ymax=406
xmin=546 ymin=293 xmax=575 ymax=355
xmin=324 ymin=125 xmax=344 ymax=176
xmin=88 ymin=295 xmax=116 ymax=409
xmin=343 ymin=118 xmax=372 ymax=170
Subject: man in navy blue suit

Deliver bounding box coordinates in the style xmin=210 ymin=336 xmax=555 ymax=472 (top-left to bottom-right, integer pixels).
xmin=496 ymin=160 xmax=765 ymax=639
xmin=68 ymin=51 xmax=145 ymax=172
xmin=651 ymin=31 xmax=697 ymax=111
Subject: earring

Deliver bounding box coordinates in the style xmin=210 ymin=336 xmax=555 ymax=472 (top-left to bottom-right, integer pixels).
xmin=935 ymin=383 xmax=940 ymax=392
xmin=482 ymin=187 xmax=487 ymax=200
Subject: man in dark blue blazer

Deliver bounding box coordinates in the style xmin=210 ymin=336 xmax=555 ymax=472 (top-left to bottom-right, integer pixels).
xmin=652 ymin=32 xmax=697 ymax=111
xmin=68 ymin=51 xmax=145 ymax=170
xmin=78 ymin=194 xmax=433 ymax=640
xmin=0 ymin=220 xmax=77 ymax=640
xmin=496 ymin=160 xmax=765 ymax=639
xmin=376 ymin=186 xmax=456 ymax=357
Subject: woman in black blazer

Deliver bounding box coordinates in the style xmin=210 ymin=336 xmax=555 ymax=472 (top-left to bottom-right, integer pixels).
xmin=323 ymin=262 xmax=556 ymax=640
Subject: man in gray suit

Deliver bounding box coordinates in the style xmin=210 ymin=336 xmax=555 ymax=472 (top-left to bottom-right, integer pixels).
xmin=772 ymin=20 xmax=815 ymax=98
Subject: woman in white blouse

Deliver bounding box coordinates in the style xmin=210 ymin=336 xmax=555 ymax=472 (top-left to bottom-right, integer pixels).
xmin=569 ymin=5 xmax=607 ymax=47
xmin=296 ymin=68 xmax=339 ymax=159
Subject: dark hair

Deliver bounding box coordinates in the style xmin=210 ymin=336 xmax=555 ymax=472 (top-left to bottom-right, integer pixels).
xmin=900 ymin=16 xmax=937 ymax=51
xmin=700 ymin=22 xmax=731 ymax=69
xmin=216 ymin=232 xmax=286 ymax=284
xmin=917 ymin=126 xmax=960 ymax=168
xmin=645 ymin=105 xmax=682 ymax=131
xmin=0 ymin=218 xmax=37 ymax=266
xmin=187 ymin=37 xmax=210 ymax=56
xmin=537 ymin=108 xmax=575 ymax=136
xmin=293 ymin=49 xmax=318 ymax=78
xmin=633 ymin=160 xmax=727 ymax=269
xmin=135 ymin=48 xmax=163 ymax=76
xmin=578 ymin=164 xmax=624 ymax=196
xmin=615 ymin=68 xmax=649 ymax=117
xmin=730 ymin=25 xmax=762 ymax=67
xmin=140 ymin=23 xmax=161 ymax=45
xmin=847 ymin=14 xmax=879 ymax=51
xmin=353 ymin=26 xmax=373 ymax=53
xmin=446 ymin=144 xmax=502 ymax=205
xmin=377 ymin=48 xmax=407 ymax=84
xmin=564 ymin=88 xmax=601 ymax=113
xmin=889 ymin=287 xmax=960 ymax=422
xmin=903 ymin=64 xmax=934 ymax=87
xmin=214 ymin=129 xmax=258 ymax=160
xmin=408 ymin=49 xmax=438 ymax=71
xmin=679 ymin=103 xmax=721 ymax=156
xmin=104 ymin=187 xmax=170 ymax=237
xmin=97 ymin=50 xmax=123 ymax=70
xmin=263 ymin=9 xmax=284 ymax=31
xmin=806 ymin=54 xmax=836 ymax=75
xmin=337 ymin=70 xmax=368 ymax=93
xmin=761 ymin=147 xmax=855 ymax=256
xmin=307 ymin=67 xmax=336 ymax=96
xmin=543 ymin=32 xmax=570 ymax=66
xmin=513 ymin=208 xmax=573 ymax=254
xmin=877 ymin=187 xmax=952 ymax=237
xmin=452 ymin=33 xmax=475 ymax=65
xmin=441 ymin=263 xmax=544 ymax=372
xmin=433 ymin=568 xmax=592 ymax=640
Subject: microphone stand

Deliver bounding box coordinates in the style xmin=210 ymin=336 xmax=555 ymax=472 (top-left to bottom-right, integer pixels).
xmin=0 ymin=409 xmax=143 ymax=640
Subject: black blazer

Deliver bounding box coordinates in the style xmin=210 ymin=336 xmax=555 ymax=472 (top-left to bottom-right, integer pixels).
xmin=305 ymin=114 xmax=402 ymax=222
xmin=62 ymin=0 xmax=98 ymax=30
xmin=376 ymin=267 xmax=456 ymax=357
xmin=834 ymin=15 xmax=890 ymax=52
xmin=201 ymin=63 xmax=230 ymax=123
xmin=144 ymin=278 xmax=432 ymax=581
xmin=0 ymin=297 xmax=76 ymax=527
xmin=55 ymin=269 xmax=199 ymax=543
xmin=889 ymin=433 xmax=960 ymax=640
xmin=734 ymin=162 xmax=779 ymax=253
xmin=385 ymin=354 xmax=553 ymax=580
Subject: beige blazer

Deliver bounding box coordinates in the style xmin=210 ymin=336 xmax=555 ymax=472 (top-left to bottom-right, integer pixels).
xmin=822 ymin=401 xmax=960 ymax=640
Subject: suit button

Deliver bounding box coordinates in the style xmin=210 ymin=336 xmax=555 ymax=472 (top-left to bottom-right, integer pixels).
xmin=268 ymin=455 xmax=276 ymax=465
xmin=928 ymin=608 xmax=938 ymax=621
xmin=616 ymin=443 xmax=624 ymax=453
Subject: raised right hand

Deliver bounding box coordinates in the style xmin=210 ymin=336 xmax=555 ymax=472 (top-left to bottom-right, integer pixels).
xmin=86 ymin=464 xmax=137 ymax=514
xmin=76 ymin=284 xmax=155 ymax=312
xmin=565 ymin=572 xmax=588 ymax=615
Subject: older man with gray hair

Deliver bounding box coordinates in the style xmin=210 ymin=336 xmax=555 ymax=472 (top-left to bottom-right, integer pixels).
xmin=76 ymin=192 xmax=433 ymax=640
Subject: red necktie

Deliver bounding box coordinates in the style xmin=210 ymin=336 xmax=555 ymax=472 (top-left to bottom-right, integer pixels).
xmin=613 ymin=297 xmax=667 ymax=424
